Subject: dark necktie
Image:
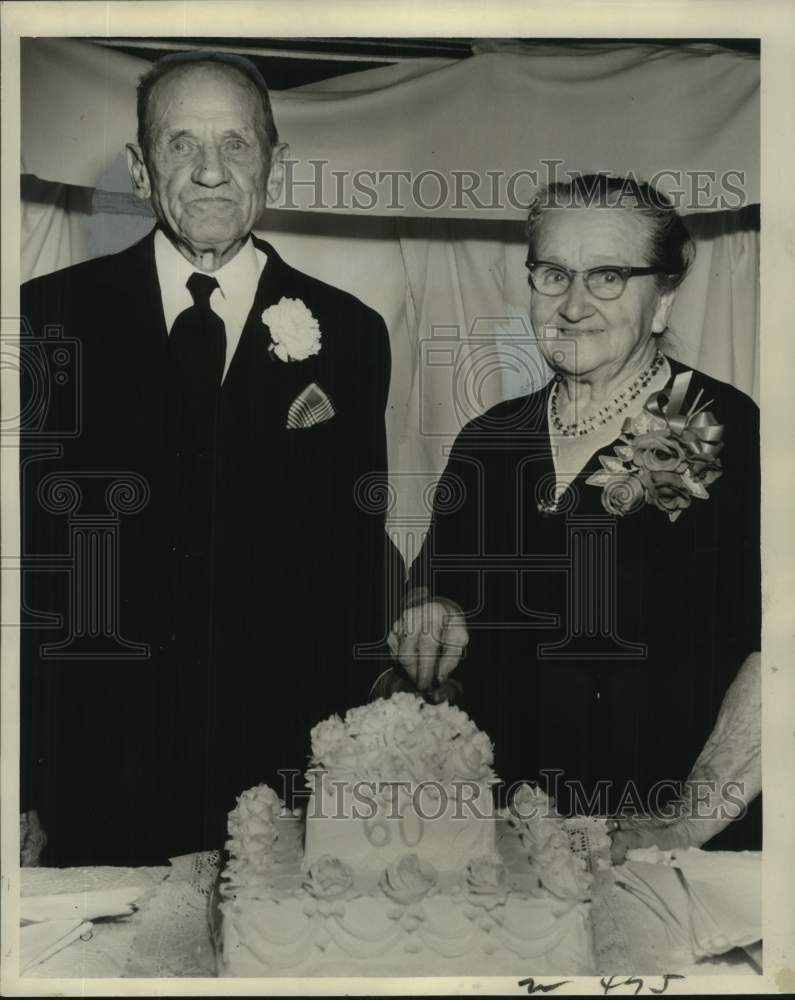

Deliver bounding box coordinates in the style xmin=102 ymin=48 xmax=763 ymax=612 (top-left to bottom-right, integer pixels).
xmin=168 ymin=272 xmax=227 ymax=401
xmin=166 ymin=275 xmax=225 ymax=665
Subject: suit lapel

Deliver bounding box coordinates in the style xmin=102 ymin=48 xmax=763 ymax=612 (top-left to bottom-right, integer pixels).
xmin=110 ymin=228 xmax=169 ymax=347
xmin=221 ymin=238 xmax=322 ymax=425
xmin=88 ymin=231 xmax=172 ymax=429
xmin=222 ymin=237 xmax=283 ymax=388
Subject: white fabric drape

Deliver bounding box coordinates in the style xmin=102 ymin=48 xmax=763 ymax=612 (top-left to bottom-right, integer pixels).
xmin=21 ymin=38 xmax=760 ymax=213
xmin=20 ymin=176 xmax=93 ymax=281
xmin=670 ymin=210 xmax=760 ymax=399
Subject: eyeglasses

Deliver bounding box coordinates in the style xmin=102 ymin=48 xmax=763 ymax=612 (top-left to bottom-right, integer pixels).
xmin=525 ymin=260 xmax=667 ymax=300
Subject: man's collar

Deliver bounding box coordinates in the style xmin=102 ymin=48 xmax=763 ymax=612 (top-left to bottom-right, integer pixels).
xmin=153 ymin=229 xmax=263 ymax=296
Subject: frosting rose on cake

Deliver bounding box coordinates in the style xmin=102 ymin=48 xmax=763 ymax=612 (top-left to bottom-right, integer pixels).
xmin=379 ymin=854 xmax=438 ymax=905
xmin=388 ymin=717 xmax=423 ymax=749
xmin=370 ymin=748 xmax=414 ymax=783
xmin=309 ymin=693 xmax=495 ymax=787
xmin=465 ymin=857 xmax=508 ymax=909
xmin=509 ymin=783 xmax=555 ymax=822
xmin=449 ymin=730 xmax=494 ymax=780
xmin=508 ymin=784 xmax=593 ymax=901
xmin=309 ymin=715 xmax=347 ymax=761
xmin=303 ymin=856 xmax=355 ymax=899
xmin=225 ymin=784 xmax=281 ymax=880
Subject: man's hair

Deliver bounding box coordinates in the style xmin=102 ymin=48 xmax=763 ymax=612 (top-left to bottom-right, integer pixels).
xmin=526 ymin=173 xmax=695 ymax=293
xmin=136 ymin=50 xmax=280 ymax=154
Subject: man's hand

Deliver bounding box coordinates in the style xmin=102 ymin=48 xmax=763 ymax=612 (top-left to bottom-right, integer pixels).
xmin=387 ymin=596 xmax=469 ymax=692
xmin=608 ymin=815 xmax=696 ymax=865
xmin=608 ymin=652 xmax=762 ymax=866
xmin=20 ymin=810 xmax=47 ymax=867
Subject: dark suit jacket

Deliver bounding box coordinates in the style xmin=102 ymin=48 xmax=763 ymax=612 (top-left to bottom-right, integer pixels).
xmin=409 ymin=358 xmax=761 ymax=850
xmin=20 ymin=229 xmax=401 ymax=865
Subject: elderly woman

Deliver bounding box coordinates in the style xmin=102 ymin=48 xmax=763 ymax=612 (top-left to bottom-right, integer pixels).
xmin=389 ymin=174 xmax=760 ymax=852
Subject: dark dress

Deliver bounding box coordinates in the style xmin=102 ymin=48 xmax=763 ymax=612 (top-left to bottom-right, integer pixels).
xmin=409 ymin=358 xmax=761 ymax=850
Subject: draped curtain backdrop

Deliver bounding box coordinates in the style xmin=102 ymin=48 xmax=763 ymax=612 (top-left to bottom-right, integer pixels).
xmin=20 ymin=38 xmax=760 ymax=560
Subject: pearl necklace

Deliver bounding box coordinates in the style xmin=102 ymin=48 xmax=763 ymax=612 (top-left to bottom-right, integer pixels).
xmin=549 ymin=350 xmax=666 ymax=438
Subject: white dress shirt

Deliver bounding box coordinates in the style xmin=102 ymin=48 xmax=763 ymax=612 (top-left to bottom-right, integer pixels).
xmin=154 ymin=229 xmax=267 ymax=381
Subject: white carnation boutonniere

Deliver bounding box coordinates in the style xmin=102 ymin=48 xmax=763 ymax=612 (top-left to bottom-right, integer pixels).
xmin=262 ymin=297 xmax=321 ymax=362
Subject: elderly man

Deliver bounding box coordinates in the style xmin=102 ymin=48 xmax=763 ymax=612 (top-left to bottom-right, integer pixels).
xmin=20 ymin=52 xmax=398 ymax=866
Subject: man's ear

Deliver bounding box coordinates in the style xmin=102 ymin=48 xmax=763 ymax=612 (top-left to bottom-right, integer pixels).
xmin=126 ymin=143 xmax=152 ymax=201
xmin=266 ymin=142 xmax=289 ymax=205
xmin=651 ymin=288 xmax=677 ymax=335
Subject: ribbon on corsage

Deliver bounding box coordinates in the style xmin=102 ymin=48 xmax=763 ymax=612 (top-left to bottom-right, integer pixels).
xmin=586 ymin=371 xmax=724 ymax=522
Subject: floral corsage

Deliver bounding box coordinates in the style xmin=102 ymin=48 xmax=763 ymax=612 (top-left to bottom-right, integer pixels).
xmin=262 ymin=297 xmax=321 ymax=362
xmin=585 ymin=371 xmax=724 ymax=522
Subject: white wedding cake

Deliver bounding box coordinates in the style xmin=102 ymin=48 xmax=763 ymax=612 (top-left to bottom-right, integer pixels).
xmin=213 ymin=693 xmax=608 ymax=977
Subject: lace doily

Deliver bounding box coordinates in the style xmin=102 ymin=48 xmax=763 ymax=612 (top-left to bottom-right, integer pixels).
xmin=590 ymin=866 xmax=637 ymax=973
xmin=123 ymin=851 xmax=220 ymax=978
xmin=557 ymin=815 xmax=637 ymax=972
xmin=561 ymin=816 xmax=612 ymax=874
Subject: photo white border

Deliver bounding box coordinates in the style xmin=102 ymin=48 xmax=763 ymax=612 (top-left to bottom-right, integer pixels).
xmin=2 ymin=0 xmax=793 ymax=995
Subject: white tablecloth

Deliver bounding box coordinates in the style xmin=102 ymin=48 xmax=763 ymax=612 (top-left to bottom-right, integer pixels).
xmin=19 ymin=850 xmax=761 ymax=979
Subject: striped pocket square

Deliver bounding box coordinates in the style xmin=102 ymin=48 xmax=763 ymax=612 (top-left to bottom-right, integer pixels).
xmin=286 ymin=382 xmax=336 ymax=429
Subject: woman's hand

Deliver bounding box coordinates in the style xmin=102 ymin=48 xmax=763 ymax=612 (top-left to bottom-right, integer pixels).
xmin=387 ymin=592 xmax=469 ymax=693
